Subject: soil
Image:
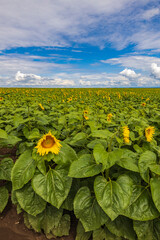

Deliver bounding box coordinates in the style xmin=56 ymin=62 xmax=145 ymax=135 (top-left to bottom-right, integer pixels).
xmin=0 ymin=199 xmax=77 ymax=240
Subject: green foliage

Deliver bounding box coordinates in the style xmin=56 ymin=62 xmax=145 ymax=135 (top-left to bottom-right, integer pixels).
xmin=0 ymin=186 xmax=9 ymax=213
xmin=1 ymin=88 xmax=160 ymax=239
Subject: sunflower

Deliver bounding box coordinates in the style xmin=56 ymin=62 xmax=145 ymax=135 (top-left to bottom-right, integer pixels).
xmin=107 ymin=113 xmax=113 ymax=122
xmin=145 ymin=126 xmax=155 ymax=142
xmin=35 ymin=131 xmax=62 ymax=156
xmin=141 ymin=102 xmax=146 ymax=107
xmin=123 ymin=126 xmax=130 ymax=144
xmin=39 ymin=103 xmax=44 ymax=110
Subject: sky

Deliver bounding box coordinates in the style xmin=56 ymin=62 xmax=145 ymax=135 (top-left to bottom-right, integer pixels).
xmin=0 ymin=0 xmax=160 ymax=88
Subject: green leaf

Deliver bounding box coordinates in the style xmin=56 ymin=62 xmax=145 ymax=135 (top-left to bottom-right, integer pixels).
xmin=74 ymin=186 xmax=109 ymax=231
xmin=41 ymin=205 xmax=63 ymax=234
xmin=32 ymin=167 xmax=72 ymax=208
xmin=68 ymin=154 xmax=102 ymax=178
xmin=94 ymin=175 xmax=133 ymax=220
xmin=150 ymin=178 xmax=160 ymax=213
xmin=122 ymin=185 xmax=159 ymax=221
xmin=62 ymin=179 xmax=80 ymax=211
xmin=51 ymin=214 xmax=70 ymax=237
xmin=138 ymin=151 xmax=157 ymax=183
xmin=116 ymin=149 xmax=139 ymax=172
xmin=0 ymin=129 xmax=8 ymax=139
xmin=93 ymin=227 xmax=107 ymax=240
xmin=69 ymin=132 xmax=88 ymax=146
xmin=54 ymin=142 xmax=78 ymax=165
xmin=13 ymin=115 xmax=26 ymax=128
xmin=0 ymin=157 xmax=14 ymax=180
xmin=76 ymin=221 xmax=92 ymax=240
xmin=28 ymin=128 xmax=40 ymax=140
xmin=150 ymin=165 xmax=160 ymax=175
xmin=93 ymin=144 xmax=121 ymax=170
xmin=0 ymin=186 xmax=9 ymax=213
xmin=133 ymin=220 xmax=159 ymax=240
xmin=16 ymin=182 xmax=46 ymax=216
xmin=87 ymin=139 xmax=107 ymax=149
xmin=11 ymin=150 xmax=36 ymax=190
xmin=0 ymin=135 xmax=21 ymax=146
xmin=105 ymin=216 xmax=136 ymax=240
xmin=27 ymin=212 xmax=43 ymax=232
xmin=92 ymin=130 xmax=113 ymax=139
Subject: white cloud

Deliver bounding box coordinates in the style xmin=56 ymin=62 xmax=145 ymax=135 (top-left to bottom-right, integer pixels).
xmin=102 ymin=55 xmax=160 ymax=71
xmin=0 ymin=70 xmax=159 ymax=87
xmin=142 ymin=8 xmax=160 ymax=20
xmin=151 ymin=63 xmax=160 ymax=79
xmin=15 ymin=71 xmax=42 ymax=81
xmin=12 ymin=71 xmax=76 ymax=86
xmin=0 ymin=0 xmax=158 ymax=51
xmin=0 ymin=54 xmax=72 ymax=76
xmin=120 ymin=68 xmax=141 ymax=79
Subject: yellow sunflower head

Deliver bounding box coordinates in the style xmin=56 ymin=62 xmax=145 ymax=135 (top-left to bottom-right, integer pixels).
xmin=39 ymin=103 xmax=44 ymax=110
xmin=35 ymin=131 xmax=62 ymax=156
xmin=122 ymin=126 xmax=130 ymax=144
xmin=145 ymin=126 xmax=155 ymax=142
xmin=141 ymin=102 xmax=146 ymax=107
xmin=107 ymin=113 xmax=113 ymax=122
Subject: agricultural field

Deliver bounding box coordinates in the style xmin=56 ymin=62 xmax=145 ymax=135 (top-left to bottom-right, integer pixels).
xmin=0 ymin=87 xmax=160 ymax=240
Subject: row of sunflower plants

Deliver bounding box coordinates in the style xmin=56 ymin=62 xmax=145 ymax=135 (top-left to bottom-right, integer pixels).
xmin=0 ymin=88 xmax=160 ymax=239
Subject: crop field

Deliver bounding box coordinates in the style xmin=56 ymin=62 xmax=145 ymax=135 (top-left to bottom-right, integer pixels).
xmin=0 ymin=87 xmax=160 ymax=240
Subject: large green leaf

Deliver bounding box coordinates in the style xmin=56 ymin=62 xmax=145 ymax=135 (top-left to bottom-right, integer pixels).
xmin=26 ymin=205 xmax=63 ymax=234
xmin=150 ymin=177 xmax=160 ymax=213
xmin=93 ymin=144 xmax=121 ymax=170
xmin=92 ymin=130 xmax=113 ymax=139
xmin=93 ymin=226 xmax=121 ymax=240
xmin=16 ymin=182 xmax=46 ymax=216
xmin=32 ymin=167 xmax=72 ymax=208
xmin=69 ymin=154 xmax=102 ymax=178
xmin=0 ymin=186 xmax=9 ymax=213
xmin=105 ymin=216 xmax=136 ymax=240
xmin=0 ymin=129 xmax=8 ymax=139
xmin=87 ymin=139 xmax=107 ymax=149
xmin=74 ymin=186 xmax=109 ymax=231
xmin=133 ymin=219 xmax=160 ymax=240
xmin=122 ymin=185 xmax=159 ymax=221
xmin=11 ymin=150 xmax=36 ymax=190
xmin=69 ymin=132 xmax=88 ymax=146
xmin=0 ymin=157 xmax=14 ymax=180
xmin=54 ymin=142 xmax=78 ymax=165
xmin=94 ymin=175 xmax=133 ymax=220
xmin=41 ymin=205 xmax=63 ymax=234
xmin=116 ymin=149 xmax=139 ymax=172
xmin=150 ymin=165 xmax=160 ymax=175
xmin=61 ymin=178 xmax=80 ymax=211
xmin=51 ymin=214 xmax=70 ymax=237
xmin=76 ymin=221 xmax=92 ymax=240
xmin=92 ymin=227 xmax=107 ymax=240
xmin=138 ymin=151 xmax=157 ymax=183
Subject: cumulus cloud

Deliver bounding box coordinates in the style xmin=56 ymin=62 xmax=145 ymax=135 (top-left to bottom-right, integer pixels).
xmin=151 ymin=63 xmax=160 ymax=79
xmin=120 ymin=68 xmax=141 ymax=79
xmin=101 ymin=55 xmax=160 ymax=71
xmin=0 ymin=70 xmax=159 ymax=87
xmin=15 ymin=71 xmax=42 ymax=81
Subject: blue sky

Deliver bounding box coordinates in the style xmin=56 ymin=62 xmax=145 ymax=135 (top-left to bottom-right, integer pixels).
xmin=0 ymin=0 xmax=160 ymax=87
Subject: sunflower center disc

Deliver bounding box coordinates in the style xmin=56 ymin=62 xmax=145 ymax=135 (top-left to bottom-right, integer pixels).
xmin=42 ymin=136 xmax=55 ymax=148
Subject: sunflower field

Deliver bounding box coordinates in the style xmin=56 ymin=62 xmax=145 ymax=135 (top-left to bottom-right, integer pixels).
xmin=0 ymin=87 xmax=160 ymax=240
